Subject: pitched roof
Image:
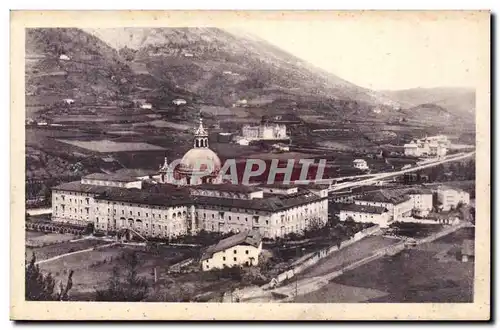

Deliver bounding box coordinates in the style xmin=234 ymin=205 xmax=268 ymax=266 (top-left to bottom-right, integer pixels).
xmin=114 ymin=168 xmax=159 ymax=178
xmin=193 ymin=190 xmax=325 ymax=212
xmin=338 ymin=203 xmax=388 ymax=215
xmin=95 ymin=189 xmax=191 ymax=207
xmin=201 ymin=230 xmax=262 ymax=260
xmin=404 ymin=188 xmax=433 ymax=195
xmin=83 ymin=172 xmax=139 ymax=183
xmin=192 ymin=183 xmax=261 ymax=194
xmin=52 ymin=181 xmax=130 ymax=195
xmin=356 ymin=190 xmax=411 ymax=205
xmin=52 ymin=181 xmax=191 ymax=207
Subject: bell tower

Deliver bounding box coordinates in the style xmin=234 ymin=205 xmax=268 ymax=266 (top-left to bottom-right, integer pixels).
xmin=194 ymin=112 xmax=209 ymax=148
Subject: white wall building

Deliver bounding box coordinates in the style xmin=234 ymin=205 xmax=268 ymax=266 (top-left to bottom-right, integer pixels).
xmin=404 ymin=136 xmax=449 ymax=158
xmin=437 ymin=186 xmax=470 ymax=211
xmin=339 ymin=203 xmax=391 ymax=227
xmin=173 ymin=99 xmax=187 ymax=106
xmin=140 ymin=103 xmax=153 ymax=110
xmin=405 ymin=188 xmax=434 ymax=217
xmin=354 ymin=190 xmax=414 ymax=221
xmin=353 ymin=159 xmax=369 ymax=170
xmin=201 ymin=230 xmax=262 ymax=271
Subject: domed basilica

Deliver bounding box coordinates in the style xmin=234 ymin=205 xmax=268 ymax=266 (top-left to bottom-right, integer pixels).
xmin=159 ymin=114 xmax=222 ymax=185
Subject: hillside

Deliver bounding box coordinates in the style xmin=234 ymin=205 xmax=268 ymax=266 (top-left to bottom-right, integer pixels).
xmin=25 ymin=28 xmax=475 ymax=129
xmin=380 ymin=87 xmax=475 ymax=124
xmin=86 ymin=28 xmax=392 ymax=115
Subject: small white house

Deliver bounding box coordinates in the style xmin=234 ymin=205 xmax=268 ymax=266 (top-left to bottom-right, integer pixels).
xmin=236 ymin=138 xmax=250 ymax=146
xmin=140 ymin=103 xmax=153 ymax=110
xmin=59 ymin=54 xmax=70 ymax=61
xmin=183 ymin=52 xmax=194 ymax=57
xmin=173 ymin=99 xmax=187 ymax=106
xmin=272 ymin=143 xmax=290 ymax=152
xmin=338 ymin=203 xmax=391 ymax=228
xmin=63 ymin=98 xmax=75 ymax=105
xmin=201 ymin=230 xmax=263 ymax=271
xmin=353 ymin=159 xmax=369 ymax=170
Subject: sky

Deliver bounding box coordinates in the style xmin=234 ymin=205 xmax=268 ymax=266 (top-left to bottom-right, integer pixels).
xmin=237 ymin=14 xmax=484 ymax=90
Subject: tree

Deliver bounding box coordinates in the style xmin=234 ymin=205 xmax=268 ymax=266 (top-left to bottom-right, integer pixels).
xmin=96 ymin=252 xmax=149 ymax=301
xmin=25 ymin=254 xmax=73 ymax=301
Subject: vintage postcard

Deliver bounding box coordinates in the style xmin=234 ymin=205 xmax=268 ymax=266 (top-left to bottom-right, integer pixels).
xmin=10 ymin=10 xmax=490 ymax=320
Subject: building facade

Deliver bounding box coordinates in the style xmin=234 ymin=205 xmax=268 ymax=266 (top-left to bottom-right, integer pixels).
xmin=200 ymin=230 xmax=262 ymax=271
xmin=404 ymin=135 xmax=449 ymax=158
xmin=51 ymin=114 xmax=328 ymax=239
xmin=437 ymin=186 xmax=470 ymax=211
xmin=241 ymin=116 xmax=289 ymax=142
xmin=354 ymin=190 xmax=413 ymax=221
xmin=406 ymin=188 xmax=434 ymax=217
xmin=338 ymin=203 xmax=391 ymax=227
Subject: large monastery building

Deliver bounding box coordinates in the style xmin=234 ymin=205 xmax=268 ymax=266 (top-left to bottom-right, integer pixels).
xmin=51 ymin=114 xmax=328 ymax=239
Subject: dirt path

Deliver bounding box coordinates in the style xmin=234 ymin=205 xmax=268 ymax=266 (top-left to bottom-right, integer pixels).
xmin=35 ymin=242 xmax=118 ymax=265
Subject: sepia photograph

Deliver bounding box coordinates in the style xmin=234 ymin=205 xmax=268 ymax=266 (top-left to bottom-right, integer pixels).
xmin=10 ymin=10 xmax=490 ymax=320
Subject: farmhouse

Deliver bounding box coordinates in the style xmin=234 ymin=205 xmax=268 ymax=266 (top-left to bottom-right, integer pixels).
xmin=59 ymin=54 xmax=70 ymax=61
xmin=200 ymin=230 xmax=262 ymax=271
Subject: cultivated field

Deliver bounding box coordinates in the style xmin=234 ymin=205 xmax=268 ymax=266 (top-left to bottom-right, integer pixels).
xmin=298 ymin=228 xmax=474 ymax=303
xmin=301 ymin=236 xmax=401 ymax=278
xmin=26 ymin=231 xmax=77 ymax=247
xmin=26 ymin=238 xmax=110 ymax=261
xmin=141 ymin=120 xmax=191 ymax=131
xmin=56 ymin=139 xmax=166 ymax=153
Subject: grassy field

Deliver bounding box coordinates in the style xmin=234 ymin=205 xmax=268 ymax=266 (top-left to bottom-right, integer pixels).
xmin=56 ymin=139 xmax=166 ymax=153
xmin=31 ymin=238 xmax=242 ymax=301
xmin=332 ymin=249 xmax=474 ymax=303
xmin=298 ymin=228 xmax=474 ymax=303
xmin=141 ymin=120 xmax=191 ymax=130
xmin=26 ymin=231 xmax=77 ymax=247
xmin=301 ymin=236 xmax=400 ymax=278
xmin=26 ymin=239 xmax=110 ymax=261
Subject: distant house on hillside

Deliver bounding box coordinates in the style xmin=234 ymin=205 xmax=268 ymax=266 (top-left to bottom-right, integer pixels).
xmin=183 ymin=52 xmax=194 ymax=57
xmin=59 ymin=54 xmax=70 ymax=61
xmin=353 ymin=159 xmax=369 ymax=170
xmin=63 ymin=98 xmax=75 ymax=105
xmin=173 ymin=99 xmax=187 ymax=106
xmin=140 ymin=103 xmax=153 ymax=110
xmin=272 ymin=143 xmax=289 ymax=152
xmin=236 ymin=138 xmax=250 ymax=146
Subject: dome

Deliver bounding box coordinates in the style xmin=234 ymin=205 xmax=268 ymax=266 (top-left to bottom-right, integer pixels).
xmin=177 ymin=147 xmax=221 ymax=176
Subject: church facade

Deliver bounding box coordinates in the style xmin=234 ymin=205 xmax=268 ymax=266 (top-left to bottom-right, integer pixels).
xmin=51 ymin=115 xmax=328 ymax=239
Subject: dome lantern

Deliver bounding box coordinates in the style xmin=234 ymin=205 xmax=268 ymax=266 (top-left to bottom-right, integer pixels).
xmin=194 ymin=113 xmax=209 ymax=148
